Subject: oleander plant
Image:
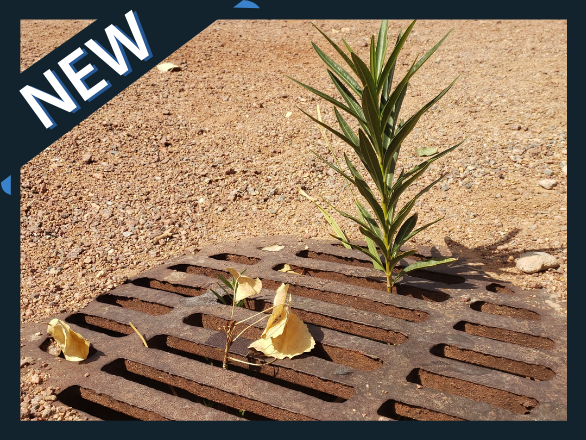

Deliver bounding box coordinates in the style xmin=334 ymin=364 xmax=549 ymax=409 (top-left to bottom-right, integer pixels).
xmin=292 ymin=20 xmax=465 ymax=292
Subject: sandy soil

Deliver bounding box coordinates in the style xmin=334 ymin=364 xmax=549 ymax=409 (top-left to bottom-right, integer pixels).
xmin=19 ymin=19 xmax=567 ymax=420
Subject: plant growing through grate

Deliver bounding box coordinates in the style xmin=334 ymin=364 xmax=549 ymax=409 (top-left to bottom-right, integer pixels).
xmin=211 ymin=268 xmax=315 ymax=370
xmin=292 ymin=20 xmax=465 ymax=292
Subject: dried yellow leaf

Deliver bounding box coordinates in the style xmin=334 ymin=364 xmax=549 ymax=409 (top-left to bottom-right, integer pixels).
xmin=156 ymin=63 xmax=181 ymax=72
xmin=249 ymin=284 xmax=315 ymax=359
xmin=47 ymin=319 xmax=90 ymax=362
xmin=278 ymin=264 xmax=299 ymax=275
xmin=261 ymin=245 xmax=284 ymax=252
xmin=227 ymin=267 xmax=262 ymax=302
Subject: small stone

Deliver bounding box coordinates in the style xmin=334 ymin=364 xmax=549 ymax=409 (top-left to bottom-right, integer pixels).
xmin=269 ymin=208 xmax=277 ymax=214
xmin=539 ymin=179 xmax=558 ymax=190
xmin=162 ymin=110 xmax=170 ymax=115
xmin=41 ymin=408 xmax=53 ymax=418
xmin=31 ymin=374 xmax=41 ymax=384
xmin=82 ymin=153 xmax=92 ymax=164
xmin=543 ymin=168 xmax=553 ymax=176
xmin=217 ymin=206 xmax=224 ymax=212
xmin=84 ymin=373 xmax=90 ymax=377
xmin=46 ymin=344 xmax=62 ymax=357
xmin=562 ymin=165 xmax=567 ymax=175
xmin=441 ymin=184 xmax=450 ymax=191
xmin=20 ymin=357 xmax=35 ymax=368
xmin=122 ymin=231 xmax=133 ymax=237
xmin=516 ymin=252 xmax=560 ymax=274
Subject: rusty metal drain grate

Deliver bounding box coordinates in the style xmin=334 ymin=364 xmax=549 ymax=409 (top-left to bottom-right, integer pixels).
xmin=20 ymin=236 xmax=567 ymax=421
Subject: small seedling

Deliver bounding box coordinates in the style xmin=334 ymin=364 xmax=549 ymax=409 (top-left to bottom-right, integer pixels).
xmin=292 ymin=20 xmax=463 ymax=291
xmin=216 ymin=268 xmax=315 ymax=369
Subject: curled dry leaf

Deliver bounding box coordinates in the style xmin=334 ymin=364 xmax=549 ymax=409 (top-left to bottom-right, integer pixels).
xmin=249 ymin=284 xmax=315 ymax=359
xmin=278 ymin=264 xmax=299 ymax=275
xmin=46 ymin=319 xmax=90 ymax=362
xmin=227 ymin=267 xmax=262 ymax=302
xmin=261 ymin=245 xmax=284 ymax=252
xmin=156 ymin=63 xmax=181 ymax=72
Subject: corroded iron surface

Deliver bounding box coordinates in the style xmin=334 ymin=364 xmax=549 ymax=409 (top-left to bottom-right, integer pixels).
xmin=20 ymin=236 xmax=567 ymax=421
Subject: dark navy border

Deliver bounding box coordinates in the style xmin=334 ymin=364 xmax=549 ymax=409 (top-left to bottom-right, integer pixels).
xmin=5 ymin=0 xmax=572 ymax=434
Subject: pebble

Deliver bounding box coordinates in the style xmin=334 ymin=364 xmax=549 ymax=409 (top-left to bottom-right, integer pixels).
xmin=543 ymin=168 xmax=553 ymax=176
xmin=562 ymin=165 xmax=567 ymax=175
xmin=20 ymin=357 xmax=35 ymax=368
xmin=538 ymin=179 xmax=558 ymax=190
xmin=31 ymin=373 xmax=41 ymax=384
xmin=516 ymin=252 xmax=560 ymax=274
xmin=82 ymin=153 xmax=92 ymax=164
xmin=122 ymin=231 xmax=133 ymax=237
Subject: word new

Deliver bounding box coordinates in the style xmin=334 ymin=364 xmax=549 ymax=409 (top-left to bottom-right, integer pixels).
xmin=20 ymin=10 xmax=152 ymax=129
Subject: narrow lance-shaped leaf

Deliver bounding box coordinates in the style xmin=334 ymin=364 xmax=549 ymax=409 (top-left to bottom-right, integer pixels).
xmin=357 ymin=129 xmax=384 ymax=195
xmin=334 ymin=107 xmax=359 ymax=146
xmin=343 ymin=154 xmax=386 ymax=227
xmin=383 ymin=76 xmax=459 ymax=175
xmin=288 ymin=76 xmax=356 ymax=118
xmin=404 ymin=216 xmax=443 ymax=243
xmin=312 ymin=23 xmax=359 ymax=78
xmin=374 ymin=20 xmax=389 ymax=81
xmin=381 ymin=29 xmax=402 ymax=102
xmin=394 ymin=257 xmax=457 ymax=284
xmin=312 ymin=42 xmax=362 ymax=97
xmin=297 ymin=107 xmax=356 ymax=149
xmin=299 ymin=189 xmax=351 ymax=249
xmin=327 ymin=71 xmax=367 ymax=125
xmin=351 ymin=52 xmax=378 ymax=104
xmin=377 ymin=20 xmax=416 ymax=94
xmin=380 ymin=55 xmax=419 ymax=131
xmin=334 ymin=235 xmax=383 ymax=268
xmin=361 ymin=85 xmax=384 ymax=157
xmin=392 ymin=213 xmax=418 ymax=254
xmin=370 ymin=35 xmax=377 ymax=78
xmin=395 ymin=138 xmax=466 ymax=186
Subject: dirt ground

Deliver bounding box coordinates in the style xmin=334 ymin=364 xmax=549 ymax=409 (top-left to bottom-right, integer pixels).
xmin=19 ymin=19 xmax=567 ymax=420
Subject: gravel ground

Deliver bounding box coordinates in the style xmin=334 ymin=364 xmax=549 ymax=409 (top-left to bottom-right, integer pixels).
xmin=20 ymin=19 xmax=567 ymax=420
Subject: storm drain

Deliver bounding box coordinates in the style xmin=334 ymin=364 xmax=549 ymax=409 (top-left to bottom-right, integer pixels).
xmin=20 ymin=236 xmax=567 ymax=421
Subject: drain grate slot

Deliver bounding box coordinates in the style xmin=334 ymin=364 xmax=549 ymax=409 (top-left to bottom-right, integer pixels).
xmin=210 ymin=253 xmax=261 ymax=265
xmin=102 ymin=359 xmax=315 ymax=421
xmin=258 ymin=278 xmax=429 ymax=322
xmin=469 ymin=301 xmax=540 ymax=321
xmin=227 ymin=297 xmax=407 ymax=345
xmin=454 ymin=321 xmax=553 ymax=350
xmin=148 ymin=335 xmax=354 ymax=402
xmin=131 ymin=278 xmax=205 ymax=297
xmin=273 ymin=264 xmax=450 ymax=302
xmin=406 ymin=369 xmax=539 ymax=415
xmin=294 ymin=251 xmax=465 ymax=285
xmin=176 ymin=264 xmax=429 ymax=322
xmin=377 ymin=399 xmax=466 ymax=421
xmin=96 ymin=294 xmax=172 ymax=316
xmin=65 ymin=314 xmax=133 ymax=337
xmin=57 ymin=386 xmax=168 ymax=421
xmin=183 ymin=312 xmax=383 ymax=371
xmin=430 ymin=344 xmax=555 ymax=380
xmin=486 ymin=283 xmax=514 ymax=294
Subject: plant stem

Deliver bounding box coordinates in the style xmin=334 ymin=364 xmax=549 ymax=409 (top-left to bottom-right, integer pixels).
xmin=222 ymin=320 xmax=236 ymax=369
xmin=223 ymin=279 xmax=239 ymax=369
